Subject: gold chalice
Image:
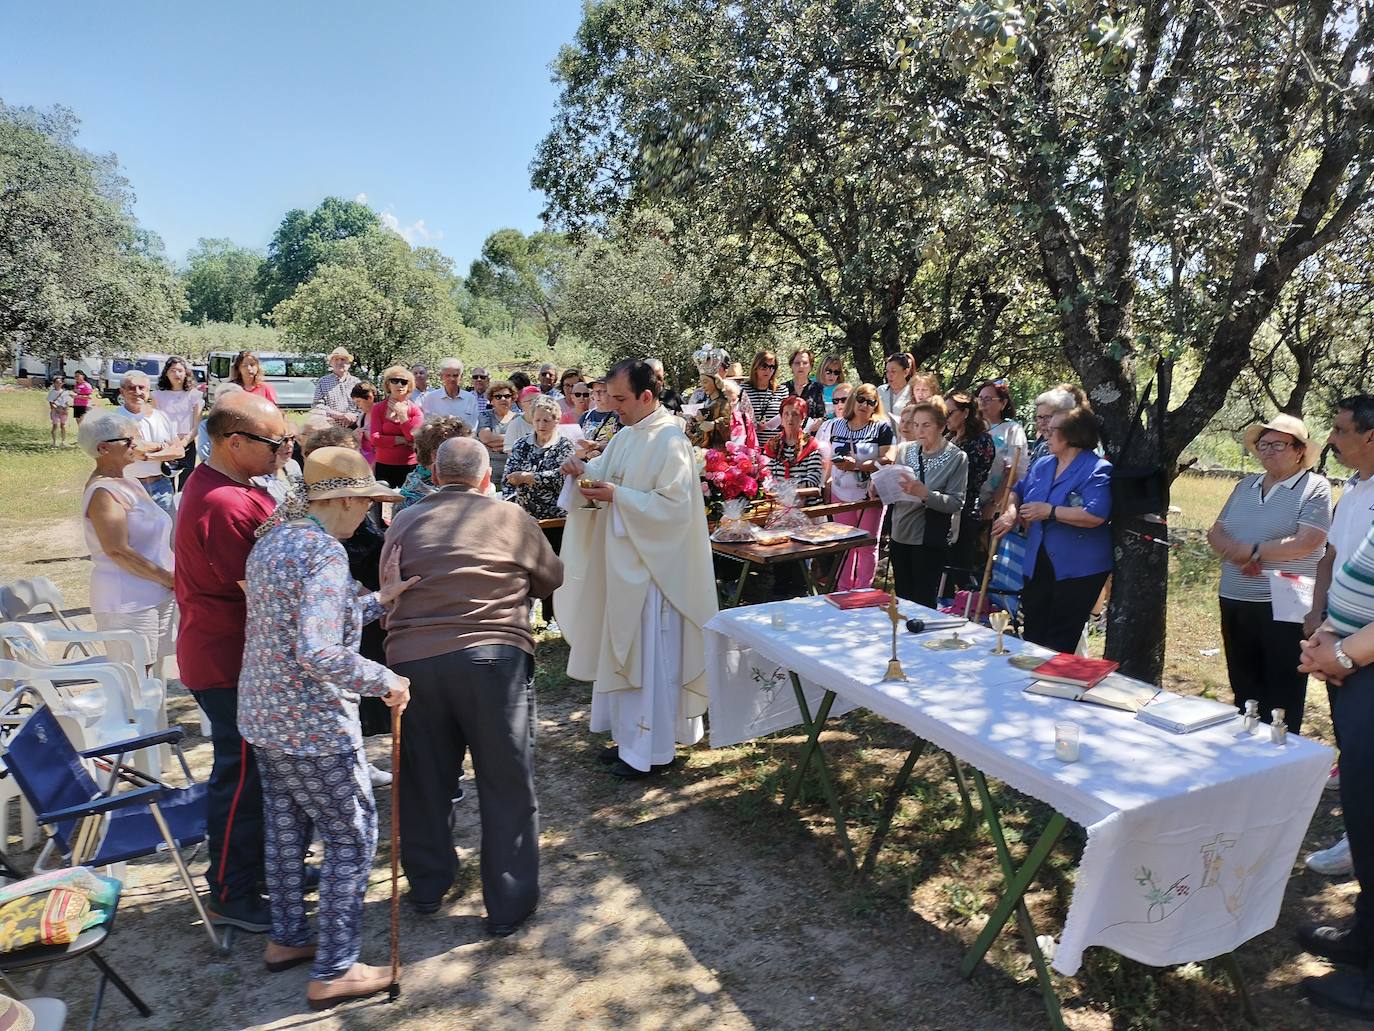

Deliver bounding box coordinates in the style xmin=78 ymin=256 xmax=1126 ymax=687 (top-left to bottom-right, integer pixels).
xmin=578 ymin=478 xmax=601 ymax=510
xmin=989 ymin=610 xmax=1011 ymax=655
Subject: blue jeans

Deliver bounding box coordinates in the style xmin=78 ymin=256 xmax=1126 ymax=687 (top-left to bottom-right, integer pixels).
xmin=144 ymin=475 xmax=175 ymax=519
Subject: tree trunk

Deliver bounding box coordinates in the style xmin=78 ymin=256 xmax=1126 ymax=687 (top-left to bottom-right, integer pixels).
xmin=1107 ymin=519 xmax=1171 ymax=681
xmin=845 ymin=323 xmax=877 ymax=383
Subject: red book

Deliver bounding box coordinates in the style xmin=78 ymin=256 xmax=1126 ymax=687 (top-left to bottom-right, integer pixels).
xmin=1031 ymin=653 xmax=1119 ymax=689
xmin=825 ymin=589 xmax=892 ymax=610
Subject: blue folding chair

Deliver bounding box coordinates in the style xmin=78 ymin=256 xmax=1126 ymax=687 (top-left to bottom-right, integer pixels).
xmin=985 ymin=529 xmax=1026 ymax=630
xmin=0 ymin=706 xmax=224 ymax=951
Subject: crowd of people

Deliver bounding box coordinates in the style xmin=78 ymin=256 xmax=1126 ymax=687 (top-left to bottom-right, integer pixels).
xmin=58 ymin=343 xmax=1374 ymax=1016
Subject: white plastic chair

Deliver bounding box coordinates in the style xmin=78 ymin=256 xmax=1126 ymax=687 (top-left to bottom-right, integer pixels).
xmin=0 ymin=578 xmax=93 ymax=657
xmin=0 ymin=662 xmax=161 ymax=778
xmin=0 ymin=625 xmax=165 ymax=749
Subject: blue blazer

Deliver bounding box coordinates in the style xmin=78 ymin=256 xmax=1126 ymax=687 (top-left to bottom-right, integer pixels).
xmin=1013 ymin=451 xmax=1113 ymax=580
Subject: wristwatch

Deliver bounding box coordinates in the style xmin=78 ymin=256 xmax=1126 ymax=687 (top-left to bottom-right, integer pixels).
xmin=1334 ymin=640 xmax=1357 ymax=671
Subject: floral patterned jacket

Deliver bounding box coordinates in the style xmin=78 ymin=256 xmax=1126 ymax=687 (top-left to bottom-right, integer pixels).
xmin=238 ymin=520 xmax=400 ymax=755
xmin=503 ymin=435 xmax=576 ymax=520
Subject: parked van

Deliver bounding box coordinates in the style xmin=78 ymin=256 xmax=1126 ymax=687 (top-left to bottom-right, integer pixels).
xmin=206 ymin=351 xmax=325 ymax=409
xmin=99 ymin=354 xmax=170 ymax=401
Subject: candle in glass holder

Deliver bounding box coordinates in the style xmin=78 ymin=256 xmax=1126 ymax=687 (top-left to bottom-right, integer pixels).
xmin=1054 ymin=722 xmax=1080 ymax=763
xmin=771 ymin=610 xmax=786 ymax=630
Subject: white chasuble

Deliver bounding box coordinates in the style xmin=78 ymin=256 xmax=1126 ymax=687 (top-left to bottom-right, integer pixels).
xmin=556 ymin=403 xmax=718 ymax=761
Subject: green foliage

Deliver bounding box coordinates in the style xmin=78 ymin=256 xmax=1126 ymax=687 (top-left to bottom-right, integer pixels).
xmin=467 ymin=228 xmax=572 ymax=349
xmin=0 ymin=101 xmax=184 ymax=358
xmin=269 ymin=228 xmax=465 ymax=376
xmin=152 ymin=320 xmax=284 ymax=362
xmin=255 ymin=196 xmax=380 ymax=314
xmin=182 ymin=238 xmax=264 ymax=325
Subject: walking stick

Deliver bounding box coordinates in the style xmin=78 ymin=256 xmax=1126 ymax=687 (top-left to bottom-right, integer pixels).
xmin=388 ymin=703 xmax=403 ymax=1002
xmin=973 ymin=446 xmax=1021 ymax=622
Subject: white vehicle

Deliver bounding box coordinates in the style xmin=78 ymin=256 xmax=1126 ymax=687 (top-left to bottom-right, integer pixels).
xmin=206 ymin=351 xmax=326 ymax=409
xmin=99 ymin=354 xmax=170 ymax=401
xmin=10 ymin=343 xmax=100 ymax=386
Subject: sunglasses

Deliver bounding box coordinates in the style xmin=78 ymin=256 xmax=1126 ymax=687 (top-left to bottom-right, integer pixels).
xmin=759 ymin=363 xmax=777 ymax=371
xmin=227 ymin=430 xmax=289 ymax=453
xmin=472 ymin=374 xmax=489 ymax=379
xmin=387 ymin=378 xmax=409 ymax=386
xmin=822 ymin=367 xmax=841 ymax=375
xmin=572 ymin=391 xmax=591 ymax=398
xmin=855 ymin=396 xmax=878 ymax=407
xmin=102 ymin=437 xmax=133 ymax=447
xmin=833 ymin=395 xmax=851 ymax=404
xmin=490 ymin=392 xmax=513 ymax=400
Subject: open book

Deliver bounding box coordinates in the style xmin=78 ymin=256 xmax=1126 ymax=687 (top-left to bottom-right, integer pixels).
xmin=1024 ymin=673 xmax=1161 ymax=713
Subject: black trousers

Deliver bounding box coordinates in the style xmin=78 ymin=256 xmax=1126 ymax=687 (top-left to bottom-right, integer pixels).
xmin=194 ymin=688 xmax=264 ymax=903
xmin=891 ymin=541 xmax=948 ymax=608
xmin=173 ymin=449 xmax=197 ymax=492
xmin=1331 ymin=664 xmax=1374 ymax=951
xmin=393 ymin=645 xmax=538 ymax=925
xmin=1020 ymin=549 xmax=1109 ymax=654
xmin=1217 ymin=597 xmax=1310 ymax=734
xmin=539 ymin=526 xmax=563 ymax=622
xmin=946 ymin=513 xmax=980 ymax=589
xmin=373 ymin=461 xmax=411 ymax=489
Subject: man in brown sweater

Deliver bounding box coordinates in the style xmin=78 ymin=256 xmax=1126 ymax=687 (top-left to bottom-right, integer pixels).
xmin=381 ymin=436 xmax=562 ymax=934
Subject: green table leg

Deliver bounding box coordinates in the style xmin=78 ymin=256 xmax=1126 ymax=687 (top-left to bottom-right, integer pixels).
xmin=962 ymin=769 xmax=1069 ymax=1031
xmin=858 ymin=737 xmax=930 ymax=878
xmin=779 ymin=673 xmax=856 ymax=868
xmin=1217 ymin=951 xmax=1258 ymax=1025
xmin=720 ymin=558 xmax=753 ymax=608
xmin=946 ymin=752 xmax=977 ymax=828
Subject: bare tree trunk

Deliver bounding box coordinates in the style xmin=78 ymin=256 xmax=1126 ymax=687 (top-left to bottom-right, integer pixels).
xmin=845 ymin=323 xmax=877 ymax=383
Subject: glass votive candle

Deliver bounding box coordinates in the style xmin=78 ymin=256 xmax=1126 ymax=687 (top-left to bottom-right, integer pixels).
xmin=771 ymin=610 xmax=787 ymax=630
xmin=1054 ymin=722 xmax=1080 ymax=763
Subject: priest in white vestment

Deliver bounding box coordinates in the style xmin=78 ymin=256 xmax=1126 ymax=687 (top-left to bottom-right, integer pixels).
xmin=556 ymin=359 xmax=719 ymax=777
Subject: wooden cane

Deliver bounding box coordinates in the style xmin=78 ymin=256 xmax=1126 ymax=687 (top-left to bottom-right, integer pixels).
xmin=973 ymin=446 xmax=1021 ymax=622
xmin=388 ymin=703 xmax=402 ymax=1001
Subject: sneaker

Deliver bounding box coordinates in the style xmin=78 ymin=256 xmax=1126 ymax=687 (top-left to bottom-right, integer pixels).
xmin=368 ymin=763 xmax=393 ymax=788
xmin=1298 ymin=922 xmax=1373 ymax=967
xmin=1328 ymin=764 xmax=1342 ymax=792
xmin=207 ymin=894 xmax=273 ymax=934
xmin=1307 ymin=835 xmax=1354 ymax=877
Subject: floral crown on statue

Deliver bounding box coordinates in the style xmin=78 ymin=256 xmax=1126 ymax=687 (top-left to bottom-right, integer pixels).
xmin=693 ymin=345 xmax=729 ymax=377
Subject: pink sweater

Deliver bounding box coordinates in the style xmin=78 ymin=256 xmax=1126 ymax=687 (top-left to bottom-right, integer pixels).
xmin=369 ymin=401 xmax=422 ymax=466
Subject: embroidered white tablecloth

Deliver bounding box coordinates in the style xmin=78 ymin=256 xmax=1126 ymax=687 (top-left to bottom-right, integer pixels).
xmin=704 ymin=596 xmax=1333 ymax=975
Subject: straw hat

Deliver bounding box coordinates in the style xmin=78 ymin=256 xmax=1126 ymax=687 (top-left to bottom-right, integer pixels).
xmin=1243 ymin=413 xmax=1317 ymax=470
xmin=303 ymin=447 xmax=402 ymax=502
xmin=326 ymin=347 xmax=353 ymax=363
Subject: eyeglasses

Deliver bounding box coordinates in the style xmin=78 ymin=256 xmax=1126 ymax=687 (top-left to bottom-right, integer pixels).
xmin=102 ymin=437 xmax=133 ymax=447
xmin=387 ymin=378 xmax=409 ymax=386
xmin=490 ymin=392 xmax=513 ymax=400
xmin=833 ymin=395 xmax=851 ymax=404
xmin=1256 ymin=441 xmax=1293 ymax=453
xmin=976 ymin=395 xmax=1000 ymax=404
xmin=227 ymin=430 xmax=289 ymax=453
xmin=822 ymin=367 xmax=841 ymax=376
xmin=572 ymin=391 xmax=591 ymax=398
xmin=855 ymin=396 xmax=878 ymax=407
xmin=759 ymin=363 xmax=777 ymax=371
xmin=472 ymin=374 xmax=489 ymax=380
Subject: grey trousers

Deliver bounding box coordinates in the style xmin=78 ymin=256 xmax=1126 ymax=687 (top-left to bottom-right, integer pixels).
xmin=393 ymin=644 xmax=539 ymax=925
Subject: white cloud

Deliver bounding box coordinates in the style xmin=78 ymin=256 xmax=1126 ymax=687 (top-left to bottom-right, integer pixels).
xmin=354 ymin=192 xmax=369 ymax=205
xmin=379 ymin=209 xmax=443 ymax=246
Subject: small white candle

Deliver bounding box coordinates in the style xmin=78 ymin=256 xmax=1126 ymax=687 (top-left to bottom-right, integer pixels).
xmin=1054 ymin=722 xmax=1080 ymax=763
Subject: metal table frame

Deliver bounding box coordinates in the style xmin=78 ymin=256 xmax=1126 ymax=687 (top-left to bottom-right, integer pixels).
xmin=773 ymin=673 xmax=1259 ymax=1029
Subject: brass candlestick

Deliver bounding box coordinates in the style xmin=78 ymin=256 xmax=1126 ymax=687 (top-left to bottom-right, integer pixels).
xmin=989 ymin=610 xmax=1011 ymax=655
xmin=884 ymin=592 xmax=908 ymax=681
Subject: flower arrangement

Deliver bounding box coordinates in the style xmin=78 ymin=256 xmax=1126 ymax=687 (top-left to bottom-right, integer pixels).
xmin=698 ymin=440 xmax=769 ymax=521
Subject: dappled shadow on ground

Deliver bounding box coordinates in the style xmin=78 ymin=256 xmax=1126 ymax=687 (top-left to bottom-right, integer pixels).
xmin=3 ymin=643 xmax=1355 ymax=1030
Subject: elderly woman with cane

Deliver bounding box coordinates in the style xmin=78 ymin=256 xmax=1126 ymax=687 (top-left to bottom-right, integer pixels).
xmin=238 ymin=447 xmax=418 ymax=1009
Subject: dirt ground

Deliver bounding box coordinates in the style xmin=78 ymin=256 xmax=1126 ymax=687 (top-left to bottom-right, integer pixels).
xmin=0 ymin=511 xmax=1358 ymax=1030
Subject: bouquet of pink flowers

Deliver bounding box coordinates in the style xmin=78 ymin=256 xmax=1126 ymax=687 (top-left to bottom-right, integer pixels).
xmin=698 ymin=440 xmax=769 ymax=520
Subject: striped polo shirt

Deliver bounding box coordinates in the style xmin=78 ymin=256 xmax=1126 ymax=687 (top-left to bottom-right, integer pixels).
xmin=1327 ymin=519 xmax=1374 ymax=636
xmin=1216 ymin=469 xmax=1331 ymax=602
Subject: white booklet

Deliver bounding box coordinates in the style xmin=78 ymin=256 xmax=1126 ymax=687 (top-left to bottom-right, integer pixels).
xmin=1135 ymin=695 xmax=1239 ymax=734
xmin=1024 ymin=673 xmax=1161 ymax=713
xmin=1267 ymin=570 xmax=1314 ymax=623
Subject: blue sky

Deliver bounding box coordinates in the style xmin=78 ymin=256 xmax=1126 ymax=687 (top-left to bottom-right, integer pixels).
xmin=0 ymin=1 xmax=585 ymax=271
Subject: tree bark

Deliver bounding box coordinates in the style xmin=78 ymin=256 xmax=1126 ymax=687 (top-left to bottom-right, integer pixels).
xmin=845 ymin=322 xmax=877 ymax=382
